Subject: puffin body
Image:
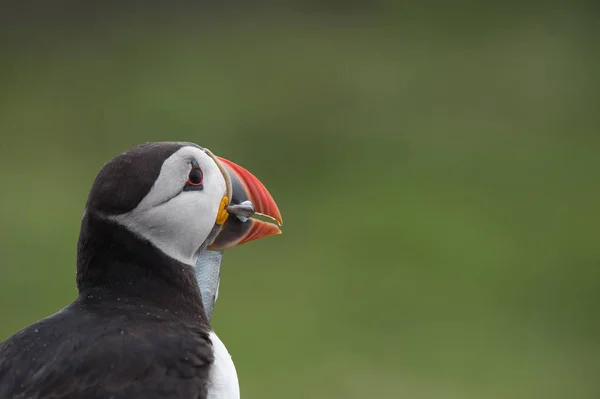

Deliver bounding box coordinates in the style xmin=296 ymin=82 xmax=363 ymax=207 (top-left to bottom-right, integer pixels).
xmin=0 ymin=142 xmax=282 ymax=399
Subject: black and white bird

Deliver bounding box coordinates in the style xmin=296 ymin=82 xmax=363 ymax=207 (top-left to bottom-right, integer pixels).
xmin=0 ymin=142 xmax=282 ymax=399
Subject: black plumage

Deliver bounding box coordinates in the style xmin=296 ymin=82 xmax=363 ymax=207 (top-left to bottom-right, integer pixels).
xmin=0 ymin=143 xmax=215 ymax=399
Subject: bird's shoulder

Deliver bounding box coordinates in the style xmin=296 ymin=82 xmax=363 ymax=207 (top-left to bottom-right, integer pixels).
xmin=0 ymin=299 xmax=214 ymax=399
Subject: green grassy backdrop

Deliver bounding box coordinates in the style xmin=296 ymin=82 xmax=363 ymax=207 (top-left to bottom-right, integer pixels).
xmin=1 ymin=4 xmax=599 ymax=398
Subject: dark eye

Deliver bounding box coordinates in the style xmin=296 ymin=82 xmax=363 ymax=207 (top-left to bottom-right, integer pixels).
xmin=184 ymin=168 xmax=204 ymax=191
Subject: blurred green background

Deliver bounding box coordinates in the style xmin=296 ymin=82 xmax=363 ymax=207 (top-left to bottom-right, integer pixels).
xmin=1 ymin=2 xmax=599 ymax=398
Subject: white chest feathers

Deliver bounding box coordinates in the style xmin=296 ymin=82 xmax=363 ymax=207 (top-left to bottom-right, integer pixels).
xmin=207 ymin=331 xmax=240 ymax=399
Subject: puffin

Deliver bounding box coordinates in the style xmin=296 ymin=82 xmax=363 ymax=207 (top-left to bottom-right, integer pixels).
xmin=0 ymin=142 xmax=283 ymax=399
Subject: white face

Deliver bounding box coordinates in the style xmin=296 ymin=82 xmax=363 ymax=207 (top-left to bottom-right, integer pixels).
xmin=110 ymin=146 xmax=227 ymax=265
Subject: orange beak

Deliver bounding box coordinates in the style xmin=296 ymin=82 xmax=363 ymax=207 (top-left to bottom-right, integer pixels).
xmin=208 ymin=156 xmax=283 ymax=250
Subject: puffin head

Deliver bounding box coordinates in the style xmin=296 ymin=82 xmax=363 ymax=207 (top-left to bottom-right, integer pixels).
xmin=76 ymin=142 xmax=282 ymax=295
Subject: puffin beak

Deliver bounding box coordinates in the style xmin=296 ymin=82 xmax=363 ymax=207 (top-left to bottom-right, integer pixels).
xmin=208 ymin=156 xmax=283 ymax=250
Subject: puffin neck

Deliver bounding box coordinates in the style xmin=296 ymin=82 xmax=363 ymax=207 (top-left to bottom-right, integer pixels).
xmin=76 ymin=210 xmax=207 ymax=320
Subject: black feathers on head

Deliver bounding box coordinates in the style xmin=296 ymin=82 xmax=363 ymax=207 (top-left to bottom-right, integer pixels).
xmin=86 ymin=142 xmax=185 ymax=215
